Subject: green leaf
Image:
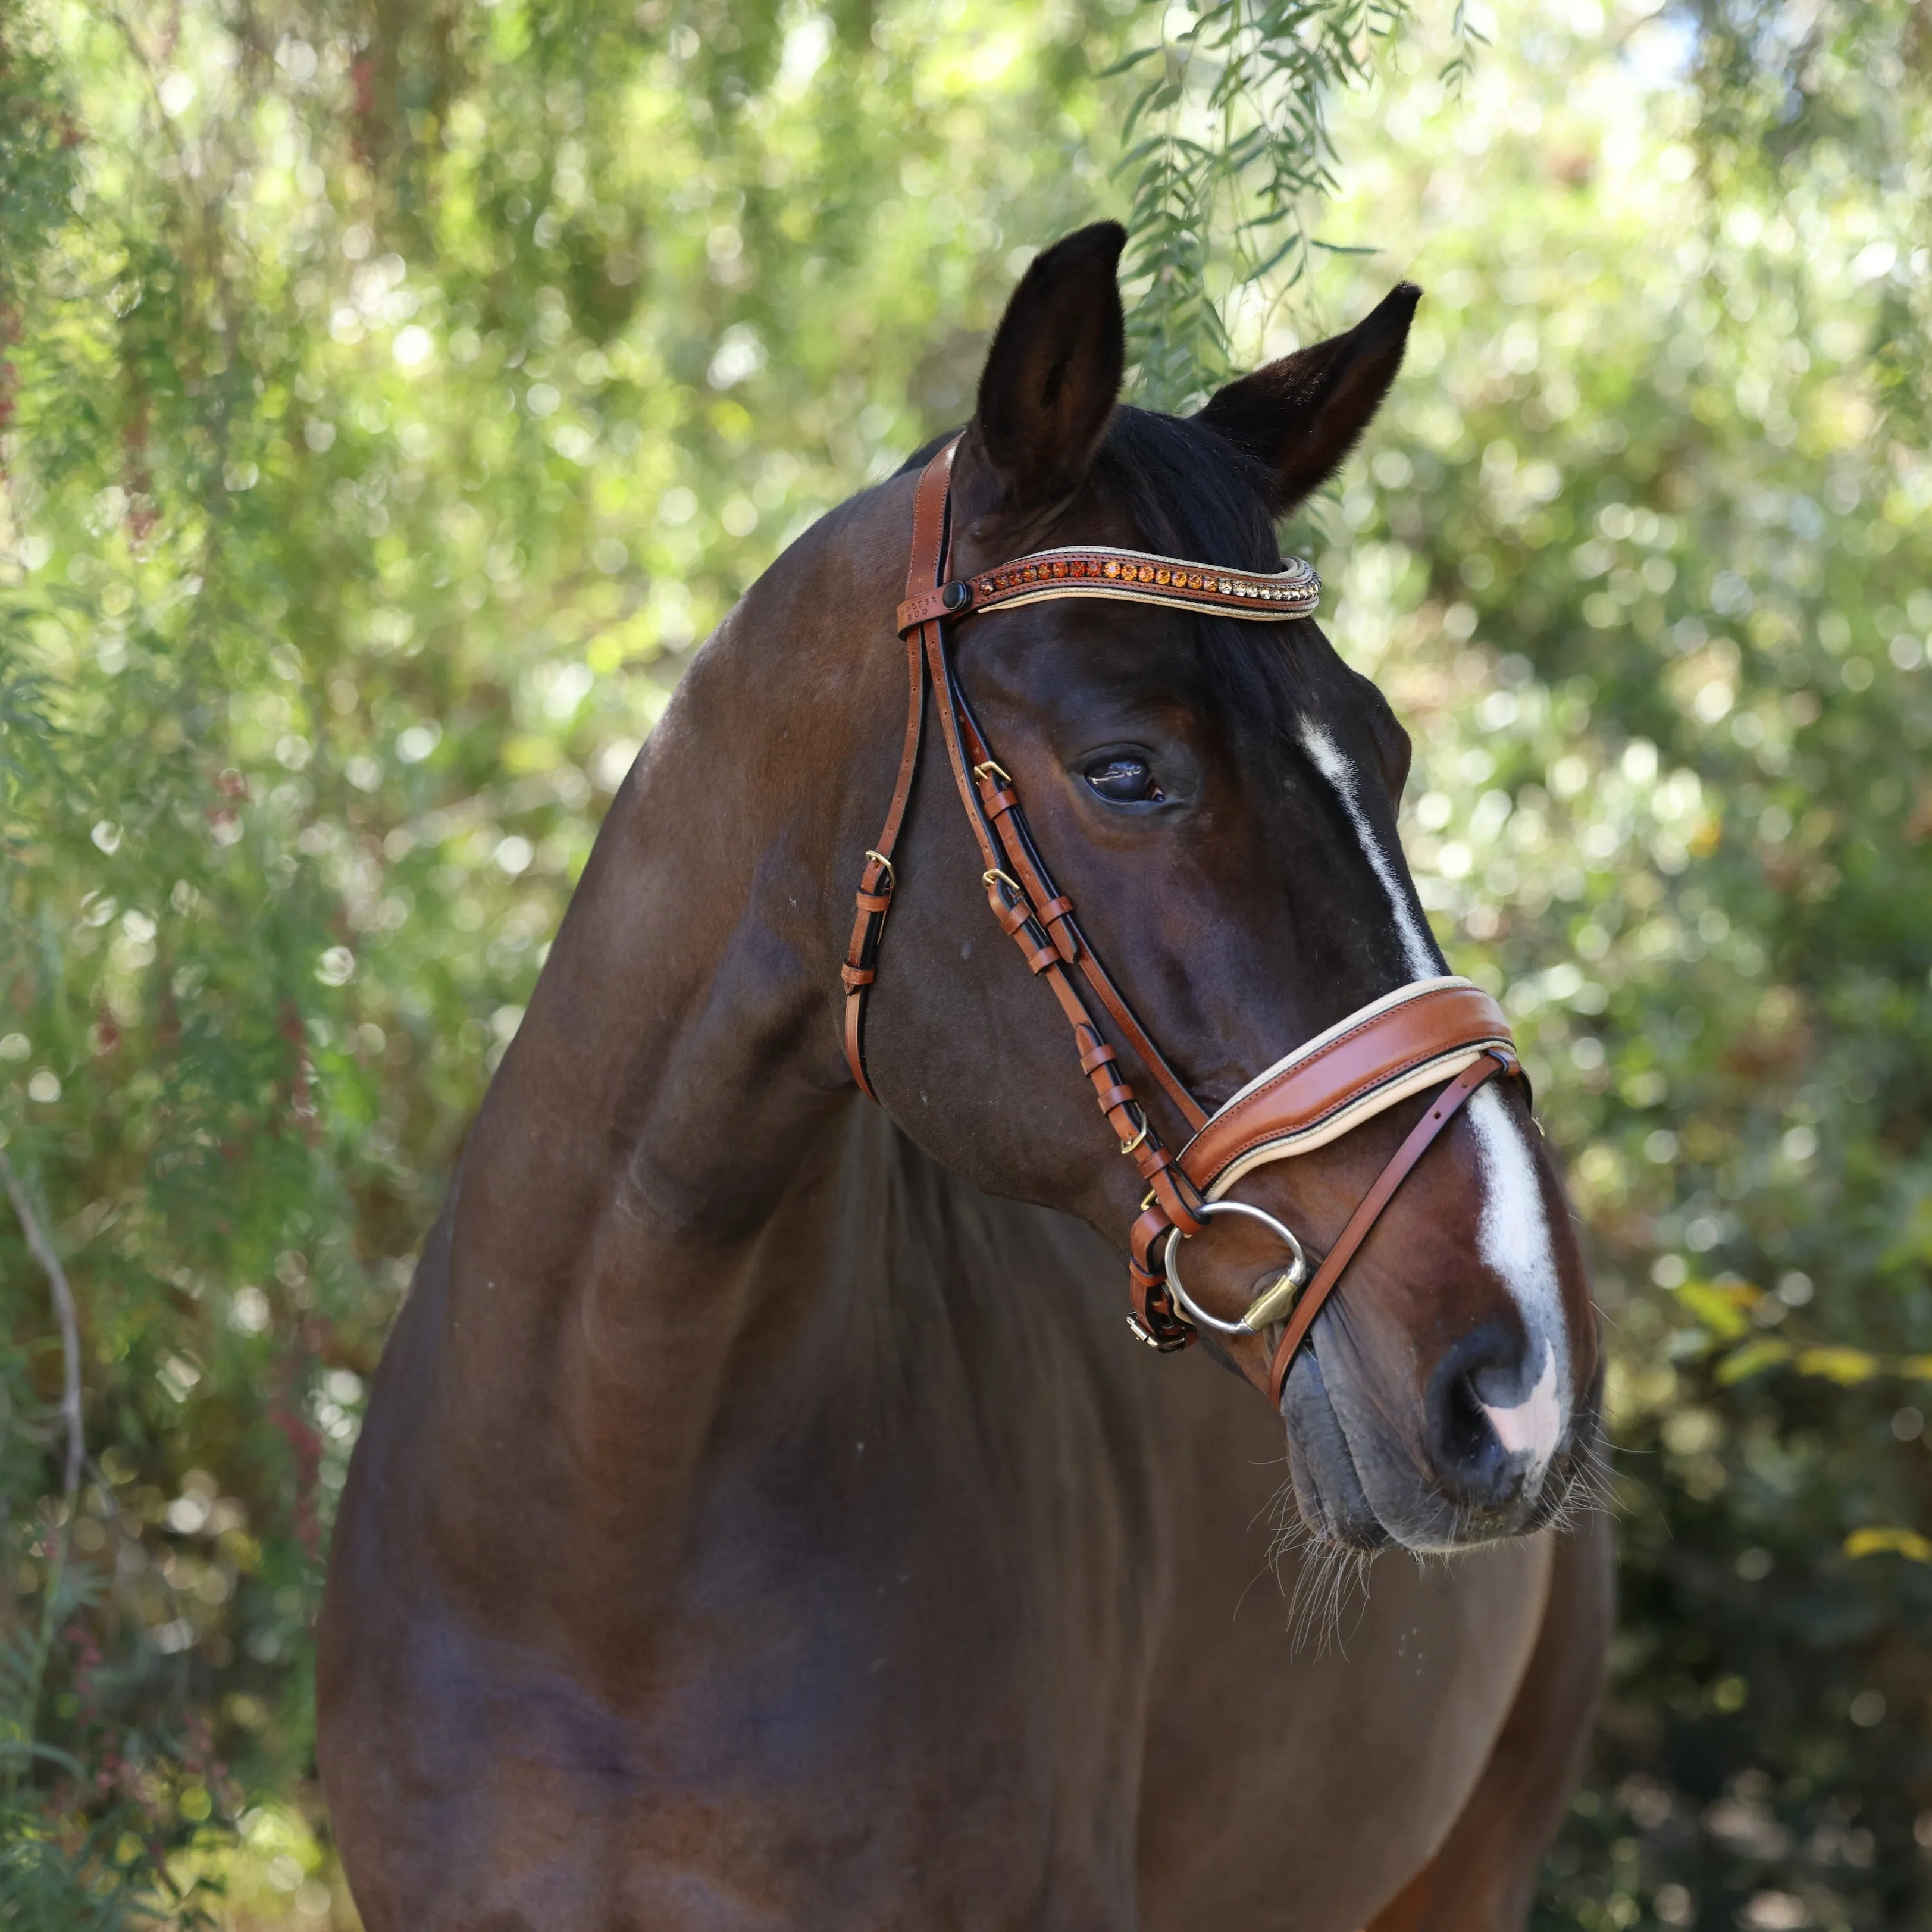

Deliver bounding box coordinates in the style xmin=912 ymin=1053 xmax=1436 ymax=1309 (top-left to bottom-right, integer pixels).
xmin=1715 ymin=1338 xmax=1792 ymax=1385
xmin=1793 ymin=1347 xmax=1884 ymax=1386
xmin=1845 ymin=1527 xmax=1932 ymax=1562
xmin=1675 ymin=1278 xmax=1755 ymax=1341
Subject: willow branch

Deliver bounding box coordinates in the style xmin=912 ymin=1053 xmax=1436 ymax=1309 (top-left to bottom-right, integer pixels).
xmin=0 ymin=1145 xmax=84 ymax=1785
xmin=0 ymin=1149 xmax=83 ymax=1505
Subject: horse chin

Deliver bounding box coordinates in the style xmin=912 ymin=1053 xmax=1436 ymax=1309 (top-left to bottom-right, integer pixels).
xmin=1279 ymin=1351 xmax=1395 ymax=1551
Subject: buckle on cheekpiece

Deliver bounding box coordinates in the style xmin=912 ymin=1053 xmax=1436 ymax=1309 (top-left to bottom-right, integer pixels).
xmin=1126 ymin=1309 xmax=1194 ymax=1352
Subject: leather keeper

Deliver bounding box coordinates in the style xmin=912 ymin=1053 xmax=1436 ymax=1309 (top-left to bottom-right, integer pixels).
xmin=1140 ymin=1157 xmax=1207 ymax=1240
xmin=1128 ymin=1264 xmax=1194 ymax=1350
xmin=1130 ymin=1203 xmax=1175 ymax=1275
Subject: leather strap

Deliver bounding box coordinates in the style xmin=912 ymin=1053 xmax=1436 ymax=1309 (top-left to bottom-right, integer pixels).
xmin=841 ymin=443 xmax=956 ymax=1097
xmin=895 ymin=544 xmax=1319 ymax=633
xmin=1266 ymin=1051 xmax=1509 ymax=1405
xmin=954 ymin=706 xmax=1207 ymax=1133
xmin=922 ymin=582 xmax=1209 ymax=1247
xmin=850 ymin=439 xmax=1210 ymax=1264
xmin=1122 ymin=979 xmax=1513 ymax=1283
xmin=1183 ymin=980 xmax=1511 ymax=1197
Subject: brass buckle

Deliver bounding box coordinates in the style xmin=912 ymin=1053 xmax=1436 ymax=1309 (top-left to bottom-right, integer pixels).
xmin=1125 ymin=1310 xmax=1192 ymax=1353
xmin=972 ymin=760 xmax=1011 ymax=786
xmin=865 ymin=850 xmax=896 ymax=889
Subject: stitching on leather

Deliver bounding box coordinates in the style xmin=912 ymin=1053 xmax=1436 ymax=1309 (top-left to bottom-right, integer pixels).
xmin=1193 ymin=1029 xmax=1512 ymax=1176
xmin=1209 ymin=985 xmax=1486 ymax=1120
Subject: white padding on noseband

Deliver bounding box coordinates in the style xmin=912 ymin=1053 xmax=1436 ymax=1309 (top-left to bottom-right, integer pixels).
xmin=1203 ymin=1047 xmax=1505 ymax=1198
xmin=1216 ymin=975 xmax=1474 ymax=1111
xmin=1192 ymin=977 xmax=1514 ymax=1200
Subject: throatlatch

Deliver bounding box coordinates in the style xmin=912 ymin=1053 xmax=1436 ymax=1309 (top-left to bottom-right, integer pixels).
xmin=843 ymin=437 xmax=1526 ymax=1406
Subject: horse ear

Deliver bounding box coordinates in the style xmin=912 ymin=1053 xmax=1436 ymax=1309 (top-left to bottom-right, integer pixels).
xmin=1196 ymin=284 xmax=1421 ymax=515
xmin=969 ymin=221 xmax=1126 ymax=512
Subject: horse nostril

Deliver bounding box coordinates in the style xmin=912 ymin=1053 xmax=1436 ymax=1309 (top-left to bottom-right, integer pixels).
xmin=1424 ymin=1326 xmax=1544 ymax=1508
xmin=1439 ymin=1370 xmax=1499 ymax=1481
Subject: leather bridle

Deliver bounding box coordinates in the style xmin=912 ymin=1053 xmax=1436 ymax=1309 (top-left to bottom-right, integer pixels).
xmin=843 ymin=437 xmax=1525 ymax=1407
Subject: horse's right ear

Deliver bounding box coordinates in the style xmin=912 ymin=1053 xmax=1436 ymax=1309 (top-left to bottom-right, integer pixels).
xmin=967 ymin=222 xmax=1126 ymax=514
xmin=1196 ymin=283 xmax=1420 ymax=514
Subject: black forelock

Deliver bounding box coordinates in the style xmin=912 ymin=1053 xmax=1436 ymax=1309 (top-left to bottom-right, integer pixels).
xmin=1093 ymin=406 xmax=1319 ymax=747
xmin=1092 ymin=405 xmax=1277 ymax=566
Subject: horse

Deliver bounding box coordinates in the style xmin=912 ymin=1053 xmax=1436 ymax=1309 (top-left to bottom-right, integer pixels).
xmin=317 ymin=221 xmax=1609 ymax=1931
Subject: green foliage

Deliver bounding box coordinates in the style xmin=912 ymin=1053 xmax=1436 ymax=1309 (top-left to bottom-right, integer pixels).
xmin=1109 ymin=0 xmax=1446 ymax=406
xmin=0 ymin=0 xmax=1121 ymax=1913
xmin=1 ymin=0 xmax=1928 ymax=1927
xmin=1312 ymin=10 xmax=1932 ymax=1923
xmin=0 ymin=1785 xmax=211 ymax=1931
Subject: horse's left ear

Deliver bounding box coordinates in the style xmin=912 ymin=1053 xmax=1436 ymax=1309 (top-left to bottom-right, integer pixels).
xmin=1196 ymin=283 xmax=1420 ymax=514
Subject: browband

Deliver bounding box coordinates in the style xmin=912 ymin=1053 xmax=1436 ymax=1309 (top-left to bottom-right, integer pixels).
xmin=895 ymin=546 xmax=1320 ymax=634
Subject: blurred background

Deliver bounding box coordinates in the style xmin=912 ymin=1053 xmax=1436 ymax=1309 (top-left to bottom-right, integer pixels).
xmin=1 ymin=0 xmax=1928 ymax=1924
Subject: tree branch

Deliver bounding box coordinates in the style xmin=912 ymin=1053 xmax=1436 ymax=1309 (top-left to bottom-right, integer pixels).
xmin=1 ymin=1149 xmax=83 ymax=1506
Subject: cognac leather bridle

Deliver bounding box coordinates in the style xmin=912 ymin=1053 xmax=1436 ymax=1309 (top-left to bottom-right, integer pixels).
xmin=843 ymin=437 xmax=1524 ymax=1407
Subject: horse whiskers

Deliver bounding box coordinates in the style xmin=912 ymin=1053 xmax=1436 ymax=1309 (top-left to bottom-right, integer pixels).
xmin=1261 ymin=1479 xmax=1304 ymax=1596
xmin=1266 ymin=1507 xmax=1374 ymax=1658
xmin=1233 ymin=1476 xmax=1304 ymax=1620
xmin=1253 ymin=1431 xmax=1612 ymax=1661
xmin=1244 ymin=1461 xmax=1295 ymax=1539
xmin=1535 ymin=1435 xmax=1619 ymax=1540
xmin=1562 ymin=1433 xmax=1620 ymax=1515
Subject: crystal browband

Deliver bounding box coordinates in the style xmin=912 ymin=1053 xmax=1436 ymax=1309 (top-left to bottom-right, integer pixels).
xmin=895 ymin=545 xmax=1320 ymax=635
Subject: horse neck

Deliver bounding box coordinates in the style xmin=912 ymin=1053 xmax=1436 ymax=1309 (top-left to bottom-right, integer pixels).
xmin=408 ymin=487 xmax=1044 ymax=1603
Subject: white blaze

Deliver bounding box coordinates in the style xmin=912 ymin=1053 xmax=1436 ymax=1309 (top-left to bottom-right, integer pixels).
xmin=1296 ymin=721 xmax=1570 ymax=1468
xmin=1297 ymin=725 xmax=1438 ymax=981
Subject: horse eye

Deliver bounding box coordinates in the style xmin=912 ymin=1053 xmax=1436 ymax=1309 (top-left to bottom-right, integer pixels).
xmin=1085 ymin=756 xmax=1163 ymax=804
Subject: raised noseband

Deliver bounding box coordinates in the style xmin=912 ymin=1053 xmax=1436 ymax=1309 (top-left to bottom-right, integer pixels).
xmin=844 ymin=436 xmax=1528 ymax=1404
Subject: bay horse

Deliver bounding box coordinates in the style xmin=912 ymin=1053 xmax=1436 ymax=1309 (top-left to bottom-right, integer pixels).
xmin=318 ymin=223 xmax=1609 ymax=1931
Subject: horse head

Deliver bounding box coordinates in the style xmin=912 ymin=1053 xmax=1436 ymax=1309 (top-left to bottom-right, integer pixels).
xmin=844 ymin=222 xmax=1601 ymax=1552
